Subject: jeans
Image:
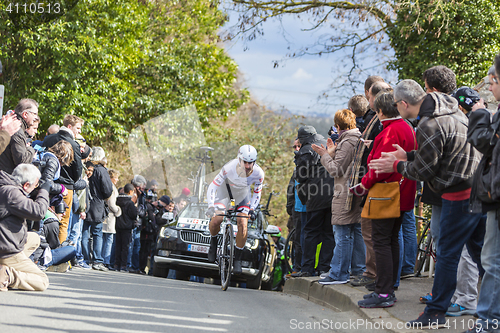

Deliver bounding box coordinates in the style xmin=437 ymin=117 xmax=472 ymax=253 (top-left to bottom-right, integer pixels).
xmin=351 ymin=223 xmax=366 ymax=276
xmin=329 ymin=223 xmax=365 ymax=281
xmin=425 ymin=199 xmax=485 ymax=314
xmin=102 ymin=233 xmax=115 ymax=266
xmin=394 ymin=210 xmax=418 ymax=288
xmin=301 ymin=208 xmax=335 ymax=275
xmin=68 ymin=212 xmax=84 ymax=262
xmin=127 ymin=227 xmax=141 ymax=270
xmin=82 ymin=221 xmax=104 ymax=264
xmin=475 ymin=210 xmax=500 ymax=332
xmin=47 ymin=246 xmax=76 ymax=266
xmin=400 ymin=210 xmax=417 ymax=274
xmin=430 ymin=205 xmax=442 ymax=251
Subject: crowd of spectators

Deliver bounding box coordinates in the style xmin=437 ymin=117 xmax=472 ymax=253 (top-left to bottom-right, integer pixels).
xmin=0 ymin=102 xmax=191 ymax=293
xmin=1 ymin=53 xmax=500 ymax=333
xmin=287 ymin=53 xmax=500 ymax=332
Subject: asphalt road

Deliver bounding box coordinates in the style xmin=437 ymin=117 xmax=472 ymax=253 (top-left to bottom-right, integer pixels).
xmin=0 ymin=268 xmax=389 ymax=333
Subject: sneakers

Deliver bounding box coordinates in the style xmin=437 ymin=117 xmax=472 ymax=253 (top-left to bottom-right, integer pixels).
xmin=407 ymin=312 xmax=446 ymax=329
xmin=419 ymin=292 xmax=433 ymax=304
xmin=0 ymin=264 xmax=10 ymax=292
xmin=350 ymin=275 xmax=375 ymax=286
xmin=358 ymin=292 xmax=395 ymax=308
xmin=290 ymin=271 xmax=311 ymax=278
xmin=446 ymin=303 xmax=476 ymax=317
xmin=318 ymin=276 xmax=349 ymax=285
xmin=233 ymin=248 xmax=243 ymax=275
xmin=400 ymin=271 xmax=415 ymax=279
xmin=76 ymin=260 xmax=91 ymax=270
xmin=365 ymin=281 xmax=376 ymax=291
xmin=207 ymin=236 xmax=218 ymax=263
xmin=363 ymin=291 xmax=397 ymax=302
xmin=92 ymin=263 xmax=109 ymax=272
xmin=319 ymin=271 xmax=330 ymax=279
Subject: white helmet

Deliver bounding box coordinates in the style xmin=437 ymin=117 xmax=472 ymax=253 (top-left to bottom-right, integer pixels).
xmin=237 ymin=145 xmax=257 ymax=163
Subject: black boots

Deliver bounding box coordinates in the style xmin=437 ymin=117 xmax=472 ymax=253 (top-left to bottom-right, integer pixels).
xmin=233 ymin=248 xmax=243 ymax=274
xmin=207 ymin=236 xmax=218 ymax=263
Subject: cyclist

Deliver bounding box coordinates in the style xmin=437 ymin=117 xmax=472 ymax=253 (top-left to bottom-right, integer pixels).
xmin=205 ymin=145 xmax=265 ymax=274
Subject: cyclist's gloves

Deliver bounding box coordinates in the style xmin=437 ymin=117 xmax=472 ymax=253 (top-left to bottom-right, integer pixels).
xmin=206 ymin=206 xmax=215 ymax=218
xmin=248 ymin=209 xmax=256 ymax=220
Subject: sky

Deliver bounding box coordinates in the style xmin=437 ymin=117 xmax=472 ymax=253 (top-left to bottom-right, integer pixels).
xmin=222 ymin=11 xmax=397 ymax=117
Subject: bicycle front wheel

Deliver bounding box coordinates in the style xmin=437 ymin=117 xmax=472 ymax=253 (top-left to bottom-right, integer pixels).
xmin=220 ymin=223 xmax=234 ymax=291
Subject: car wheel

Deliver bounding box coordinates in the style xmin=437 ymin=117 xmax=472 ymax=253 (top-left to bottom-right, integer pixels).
xmin=175 ymin=270 xmax=191 ymax=281
xmin=260 ymin=275 xmax=273 ymax=291
xmin=152 ymin=262 xmax=169 ymax=278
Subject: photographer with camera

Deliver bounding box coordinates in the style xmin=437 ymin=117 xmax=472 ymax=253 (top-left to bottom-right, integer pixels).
xmin=31 ymin=196 xmax=77 ymax=272
xmin=138 ymin=188 xmax=159 ymax=275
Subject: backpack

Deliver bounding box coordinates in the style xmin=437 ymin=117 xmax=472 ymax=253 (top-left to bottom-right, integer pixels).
xmin=32 ymin=145 xmax=60 ymax=181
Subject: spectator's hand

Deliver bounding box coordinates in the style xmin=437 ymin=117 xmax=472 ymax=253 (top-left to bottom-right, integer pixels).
xmin=326 ymin=137 xmax=335 ymax=150
xmin=368 ymin=152 xmax=399 ymax=175
xmin=206 ymin=206 xmax=215 ymax=218
xmin=80 ymin=212 xmax=86 ymax=220
xmin=471 ymin=98 xmax=486 ymax=112
xmin=0 ymin=113 xmax=21 ymax=137
xmin=386 ymin=144 xmax=408 ymax=161
xmin=248 ymin=209 xmax=256 ymax=220
xmin=311 ymin=143 xmax=327 ymax=157
xmin=349 ymin=183 xmax=368 ymax=197
xmin=62 ymin=188 xmax=68 ymax=197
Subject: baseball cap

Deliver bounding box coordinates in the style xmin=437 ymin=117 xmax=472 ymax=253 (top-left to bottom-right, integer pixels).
xmin=453 ymin=86 xmax=481 ymax=111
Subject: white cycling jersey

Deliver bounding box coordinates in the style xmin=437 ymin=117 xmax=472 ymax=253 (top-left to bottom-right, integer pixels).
xmin=206 ymin=158 xmax=265 ymax=210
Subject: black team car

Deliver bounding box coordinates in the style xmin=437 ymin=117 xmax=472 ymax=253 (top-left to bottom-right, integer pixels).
xmin=153 ymin=196 xmax=280 ymax=290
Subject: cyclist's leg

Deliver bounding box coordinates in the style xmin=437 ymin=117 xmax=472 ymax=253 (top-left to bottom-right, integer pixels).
xmin=208 ymin=200 xmax=227 ymax=263
xmin=209 ymin=215 xmax=224 ymax=236
xmin=209 ymin=198 xmax=228 ymax=236
xmin=233 ymin=197 xmax=251 ymax=274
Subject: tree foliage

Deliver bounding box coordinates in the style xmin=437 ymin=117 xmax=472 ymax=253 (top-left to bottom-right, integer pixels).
xmin=0 ymin=0 xmax=248 ymax=143
xmin=226 ymin=0 xmax=500 ymax=92
xmin=388 ymin=0 xmax=500 ymax=87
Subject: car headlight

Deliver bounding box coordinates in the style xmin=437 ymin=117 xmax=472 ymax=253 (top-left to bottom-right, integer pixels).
xmin=245 ymin=239 xmax=259 ymax=250
xmin=160 ymin=227 xmax=178 ymax=239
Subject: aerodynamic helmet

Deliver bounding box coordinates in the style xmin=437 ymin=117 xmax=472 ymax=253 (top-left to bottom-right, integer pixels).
xmin=237 ymin=145 xmax=257 ymax=163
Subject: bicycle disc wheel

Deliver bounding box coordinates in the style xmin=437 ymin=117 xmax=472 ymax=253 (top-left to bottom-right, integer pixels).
xmin=220 ymin=223 xmax=234 ymax=291
xmin=284 ymin=228 xmax=295 ymax=274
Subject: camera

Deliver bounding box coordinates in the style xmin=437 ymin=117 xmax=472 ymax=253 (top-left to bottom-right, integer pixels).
xmin=145 ymin=189 xmax=157 ymax=201
xmin=55 ymin=202 xmax=66 ymax=214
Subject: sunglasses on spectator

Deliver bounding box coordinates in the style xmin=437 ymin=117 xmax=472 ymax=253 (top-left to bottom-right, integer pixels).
xmin=393 ymin=99 xmax=403 ymax=107
xmin=492 ymin=76 xmax=499 ymax=84
xmin=292 ymin=145 xmax=301 ymax=149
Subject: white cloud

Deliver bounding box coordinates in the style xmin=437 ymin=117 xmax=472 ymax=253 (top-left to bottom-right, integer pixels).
xmin=291 ymin=68 xmax=313 ymax=81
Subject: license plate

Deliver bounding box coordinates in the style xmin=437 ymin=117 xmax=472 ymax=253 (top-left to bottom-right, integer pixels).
xmin=187 ymin=244 xmax=209 ymax=254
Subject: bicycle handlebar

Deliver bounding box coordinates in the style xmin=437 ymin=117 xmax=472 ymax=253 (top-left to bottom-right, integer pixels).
xmin=216 ymin=213 xmax=251 ymax=219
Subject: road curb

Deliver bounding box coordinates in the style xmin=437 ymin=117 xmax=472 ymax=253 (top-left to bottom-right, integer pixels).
xmin=284 ymin=277 xmax=427 ymax=333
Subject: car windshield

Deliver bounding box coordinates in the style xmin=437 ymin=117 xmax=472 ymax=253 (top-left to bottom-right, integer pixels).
xmin=179 ymin=203 xmax=207 ymax=220
xmin=178 ymin=203 xmax=259 ymax=230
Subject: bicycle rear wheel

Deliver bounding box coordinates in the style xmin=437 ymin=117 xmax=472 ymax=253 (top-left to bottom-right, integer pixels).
xmin=284 ymin=228 xmax=295 ymax=274
xmin=220 ymin=223 xmax=234 ymax=291
xmin=415 ymin=221 xmax=432 ymax=277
